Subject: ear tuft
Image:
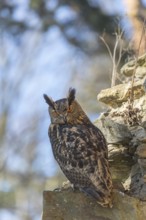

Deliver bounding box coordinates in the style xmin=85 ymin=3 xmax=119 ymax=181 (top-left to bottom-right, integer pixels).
xmin=68 ymin=88 xmax=76 ymax=106
xmin=43 ymin=94 xmax=55 ymax=109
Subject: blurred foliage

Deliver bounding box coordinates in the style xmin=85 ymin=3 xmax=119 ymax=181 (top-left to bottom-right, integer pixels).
xmin=0 ymin=0 xmax=116 ymax=52
xmin=0 ymin=191 xmax=15 ymax=209
xmin=0 ymin=0 xmax=146 ymax=220
xmin=0 ymin=0 xmax=145 ymax=53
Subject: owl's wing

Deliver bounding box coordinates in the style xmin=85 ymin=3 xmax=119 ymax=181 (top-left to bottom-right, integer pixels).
xmin=49 ymin=124 xmax=112 ymax=190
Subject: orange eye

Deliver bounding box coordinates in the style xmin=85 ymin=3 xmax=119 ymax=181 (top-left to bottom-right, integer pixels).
xmin=52 ymin=110 xmax=58 ymax=116
xmin=67 ymin=106 xmax=72 ymax=113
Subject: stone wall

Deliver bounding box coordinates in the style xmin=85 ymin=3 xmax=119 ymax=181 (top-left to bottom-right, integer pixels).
xmin=97 ymin=53 xmax=146 ymax=200
xmin=43 ymin=54 xmax=146 ymax=220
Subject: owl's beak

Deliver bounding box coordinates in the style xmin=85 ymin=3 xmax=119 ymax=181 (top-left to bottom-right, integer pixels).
xmin=55 ymin=114 xmax=67 ymax=124
xmin=62 ymin=115 xmax=67 ymax=123
xmin=60 ymin=112 xmax=68 ymax=123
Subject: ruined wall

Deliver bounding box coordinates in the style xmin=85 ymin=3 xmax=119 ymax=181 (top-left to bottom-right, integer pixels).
xmin=97 ymin=53 xmax=146 ymax=199
xmin=43 ymin=54 xmax=146 ymax=220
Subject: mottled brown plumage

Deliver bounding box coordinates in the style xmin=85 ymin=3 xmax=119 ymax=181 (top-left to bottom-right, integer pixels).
xmin=43 ymin=88 xmax=113 ymax=207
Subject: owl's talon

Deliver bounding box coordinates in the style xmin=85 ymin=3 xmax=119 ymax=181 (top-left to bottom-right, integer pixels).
xmin=62 ymin=180 xmax=71 ymax=188
xmin=53 ymin=187 xmax=62 ymax=192
xmin=61 ymin=180 xmax=74 ymax=190
xmin=53 ymin=181 xmax=74 ymax=192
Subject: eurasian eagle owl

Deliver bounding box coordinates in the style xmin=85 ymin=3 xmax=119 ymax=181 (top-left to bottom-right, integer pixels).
xmin=44 ymin=88 xmax=113 ymax=207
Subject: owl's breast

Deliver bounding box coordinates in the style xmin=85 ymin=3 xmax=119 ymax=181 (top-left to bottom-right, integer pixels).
xmin=48 ymin=123 xmax=107 ymax=164
xmin=49 ymin=124 xmax=72 ymax=159
xmin=49 ymin=124 xmax=62 ymax=156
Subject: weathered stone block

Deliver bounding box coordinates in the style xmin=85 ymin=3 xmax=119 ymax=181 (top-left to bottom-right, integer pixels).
xmin=130 ymin=126 xmax=146 ymax=143
xmin=136 ymin=144 xmax=146 ymax=158
xmin=95 ymin=117 xmax=132 ymax=144
xmin=121 ymin=53 xmax=146 ymax=78
xmin=42 ymin=190 xmax=146 ymax=220
xmin=97 ymin=79 xmax=145 ymax=108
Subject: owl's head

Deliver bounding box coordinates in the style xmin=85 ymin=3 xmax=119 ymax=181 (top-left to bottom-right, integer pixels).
xmin=43 ymin=88 xmax=90 ymax=125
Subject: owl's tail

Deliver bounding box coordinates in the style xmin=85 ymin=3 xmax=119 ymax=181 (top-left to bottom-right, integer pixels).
xmin=80 ymin=187 xmax=113 ymax=208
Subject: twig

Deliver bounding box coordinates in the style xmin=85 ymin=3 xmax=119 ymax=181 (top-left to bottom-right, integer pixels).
xmin=100 ymin=36 xmax=113 ymax=61
xmin=100 ymin=30 xmax=123 ymax=87
xmin=111 ymin=32 xmax=123 ymax=87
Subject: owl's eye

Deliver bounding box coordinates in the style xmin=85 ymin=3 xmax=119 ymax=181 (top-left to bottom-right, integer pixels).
xmin=52 ymin=110 xmax=58 ymax=116
xmin=67 ymin=106 xmax=73 ymax=113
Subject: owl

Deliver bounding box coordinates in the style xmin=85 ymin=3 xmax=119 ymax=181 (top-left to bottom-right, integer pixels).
xmin=43 ymin=88 xmax=113 ymax=207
